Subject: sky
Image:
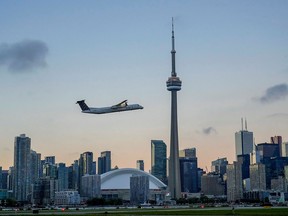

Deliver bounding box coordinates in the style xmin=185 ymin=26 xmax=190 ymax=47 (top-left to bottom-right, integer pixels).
xmin=0 ymin=1 xmax=288 ymax=171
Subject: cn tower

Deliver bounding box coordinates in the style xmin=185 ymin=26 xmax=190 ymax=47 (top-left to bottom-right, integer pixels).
xmin=166 ymin=18 xmax=182 ymax=199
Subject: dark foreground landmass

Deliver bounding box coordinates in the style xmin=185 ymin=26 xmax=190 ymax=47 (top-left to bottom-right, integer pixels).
xmin=1 ymin=207 xmax=288 ymax=215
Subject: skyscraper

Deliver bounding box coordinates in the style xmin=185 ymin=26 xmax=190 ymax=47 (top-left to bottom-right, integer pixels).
xmin=1 ymin=169 xmax=8 ymax=190
xmin=130 ymin=175 xmax=149 ymax=205
xmin=92 ymin=161 xmax=97 ymax=175
xmin=72 ymin=160 xmax=79 ymax=191
xmin=31 ymin=177 xmax=58 ymax=206
xmin=43 ymin=163 xmax=57 ymax=178
xmin=98 ymin=151 xmax=111 ymax=174
xmin=79 ymin=152 xmax=93 ymax=192
xmin=227 ymin=161 xmax=243 ymax=202
xmin=179 ymin=148 xmax=196 ymax=158
xmin=151 ymin=140 xmax=167 ymax=184
xmin=256 ymin=143 xmax=280 ymax=161
xmin=235 ymin=119 xmax=254 ymax=158
xmin=271 ymin=136 xmax=283 ymax=156
xmin=81 ymin=174 xmax=101 ymax=198
xmin=57 ymin=163 xmax=68 ymax=191
xmin=179 ymin=157 xmax=198 ymax=193
xmin=166 ymin=19 xmax=182 ymax=199
xmin=281 ymin=142 xmax=288 ymax=157
xmin=250 ymin=163 xmax=266 ymax=191
xmin=237 ymin=154 xmax=250 ymax=180
xmin=0 ymin=167 xmax=2 ymax=189
xmin=211 ymin=157 xmax=228 ymax=176
xmin=201 ymin=173 xmax=225 ymax=196
xmin=13 ymin=134 xmax=31 ymax=201
xmin=45 ymin=156 xmax=55 ymax=165
xmin=30 ymin=150 xmax=41 ymax=185
xmin=79 ymin=152 xmax=94 ymax=176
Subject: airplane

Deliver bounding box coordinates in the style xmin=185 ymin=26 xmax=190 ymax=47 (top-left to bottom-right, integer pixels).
xmin=76 ymin=99 xmax=143 ymax=114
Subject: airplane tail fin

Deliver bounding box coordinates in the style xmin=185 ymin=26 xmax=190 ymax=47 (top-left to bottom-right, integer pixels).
xmin=76 ymin=100 xmax=90 ymax=111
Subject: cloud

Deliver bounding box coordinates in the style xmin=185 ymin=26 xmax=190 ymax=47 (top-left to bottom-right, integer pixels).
xmin=258 ymin=83 xmax=288 ymax=103
xmin=202 ymin=127 xmax=217 ymax=135
xmin=0 ymin=39 xmax=48 ymax=72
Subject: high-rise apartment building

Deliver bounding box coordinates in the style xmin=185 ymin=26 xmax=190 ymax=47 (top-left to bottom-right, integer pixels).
xmin=249 ymin=163 xmax=266 ymax=191
xmin=43 ymin=163 xmax=57 ymax=178
xmin=98 ymin=151 xmax=111 ymax=174
xmin=13 ymin=134 xmax=31 ymax=201
xmin=136 ymin=160 xmax=144 ymax=171
xmin=130 ymin=175 xmax=149 ymax=205
xmin=79 ymin=152 xmax=94 ymax=176
xmin=227 ymin=161 xmax=243 ymax=202
xmin=285 ymin=165 xmax=288 ymax=192
xmin=235 ymin=119 xmax=254 ymax=158
xmin=79 ymin=152 xmax=94 ymax=192
xmin=31 ymin=177 xmax=58 ymax=205
xmin=81 ymin=174 xmax=101 ymax=198
xmin=57 ymin=163 xmax=68 ymax=191
xmin=201 ymin=173 xmax=225 ymax=196
xmin=271 ymin=176 xmax=286 ymax=192
xmin=30 ymin=150 xmax=41 ymax=185
xmin=151 ymin=140 xmax=167 ymax=184
xmin=71 ymin=160 xmax=79 ymax=191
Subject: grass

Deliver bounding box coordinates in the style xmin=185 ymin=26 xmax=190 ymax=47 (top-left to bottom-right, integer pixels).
xmin=1 ymin=207 xmax=288 ymax=215
xmin=106 ymin=208 xmax=288 ymax=215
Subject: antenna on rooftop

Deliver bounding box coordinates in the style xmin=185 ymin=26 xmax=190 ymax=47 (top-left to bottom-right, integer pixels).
xmin=245 ymin=118 xmax=248 ymax=131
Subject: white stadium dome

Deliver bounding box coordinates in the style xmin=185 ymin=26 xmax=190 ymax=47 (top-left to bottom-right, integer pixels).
xmin=100 ymin=168 xmax=167 ymax=190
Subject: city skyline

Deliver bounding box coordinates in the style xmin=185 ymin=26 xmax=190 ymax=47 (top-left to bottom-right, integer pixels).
xmin=0 ymin=1 xmax=288 ymax=171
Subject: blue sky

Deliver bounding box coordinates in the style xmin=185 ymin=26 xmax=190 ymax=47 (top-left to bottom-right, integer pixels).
xmin=0 ymin=1 xmax=288 ymax=171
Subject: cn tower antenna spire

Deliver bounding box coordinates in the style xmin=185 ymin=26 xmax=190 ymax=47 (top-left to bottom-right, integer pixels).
xmin=171 ymin=17 xmax=177 ymax=77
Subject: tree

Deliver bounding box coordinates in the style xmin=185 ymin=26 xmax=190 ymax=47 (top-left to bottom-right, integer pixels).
xmin=5 ymin=199 xmax=17 ymax=207
xmin=188 ymin=197 xmax=199 ymax=204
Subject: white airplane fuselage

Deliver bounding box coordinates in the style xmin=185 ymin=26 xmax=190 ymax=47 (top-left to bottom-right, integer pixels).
xmin=82 ymin=104 xmax=143 ymax=114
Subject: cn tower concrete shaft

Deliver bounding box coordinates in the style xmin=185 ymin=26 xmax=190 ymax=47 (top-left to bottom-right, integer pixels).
xmin=166 ymin=18 xmax=182 ymax=199
xmin=168 ymin=91 xmax=181 ymax=199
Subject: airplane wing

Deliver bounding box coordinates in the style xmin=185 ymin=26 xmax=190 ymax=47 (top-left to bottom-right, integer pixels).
xmin=111 ymin=100 xmax=128 ymax=109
